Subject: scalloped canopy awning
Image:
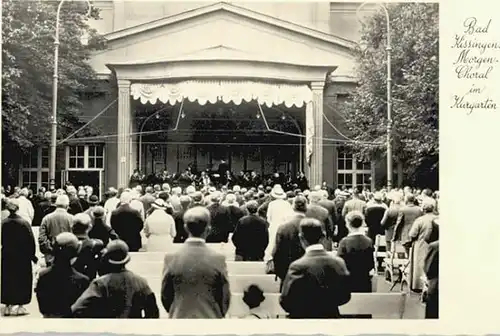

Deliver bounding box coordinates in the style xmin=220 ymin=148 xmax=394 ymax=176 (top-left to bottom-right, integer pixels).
xmin=130 ymin=80 xmax=313 ymax=108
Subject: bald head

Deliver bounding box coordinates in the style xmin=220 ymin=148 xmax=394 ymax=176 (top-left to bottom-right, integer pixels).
xmin=183 ymin=206 xmax=211 ymax=238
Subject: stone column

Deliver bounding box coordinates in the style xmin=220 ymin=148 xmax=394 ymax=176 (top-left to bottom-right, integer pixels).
xmin=308 ymin=81 xmax=325 ymax=188
xmin=117 ymin=79 xmax=131 ymax=189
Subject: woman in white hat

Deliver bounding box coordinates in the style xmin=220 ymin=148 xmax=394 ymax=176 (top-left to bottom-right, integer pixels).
xmin=265 ymin=185 xmax=294 ymax=261
xmin=143 ymin=199 xmax=177 ymax=252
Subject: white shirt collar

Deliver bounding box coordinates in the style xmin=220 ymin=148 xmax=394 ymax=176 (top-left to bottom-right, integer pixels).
xmin=185 ymin=237 xmax=206 ymax=243
xmin=348 ymin=231 xmax=366 ymax=237
xmin=305 ymin=244 xmax=324 ymax=253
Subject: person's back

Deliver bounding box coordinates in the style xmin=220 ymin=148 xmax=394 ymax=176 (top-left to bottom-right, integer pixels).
xmin=73 ymin=269 xmax=155 ymax=318
xmin=394 ymin=195 xmax=424 ymax=247
xmin=342 ymin=195 xmax=367 ymax=218
xmin=38 ymin=196 xmax=74 ymax=264
xmin=232 ymin=202 xmax=269 ymax=261
xmin=279 ymin=218 xmax=351 ymax=319
xmin=35 ymin=233 xmax=90 ymax=318
xmin=162 ymin=207 xmax=230 ymax=318
xmin=206 ymin=196 xmax=231 ymax=243
xmin=72 ymin=240 xmax=159 ymax=318
xmin=272 ymin=214 xmax=306 ymax=281
xmin=110 ymin=194 xmax=144 ymax=252
xmin=365 ymin=196 xmax=387 ymax=243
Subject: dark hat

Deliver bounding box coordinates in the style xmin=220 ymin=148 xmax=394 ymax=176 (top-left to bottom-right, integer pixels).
xmin=88 ymin=195 xmax=100 ymax=205
xmin=104 ymin=240 xmax=131 ymax=265
xmin=92 ymin=206 xmax=105 ymax=218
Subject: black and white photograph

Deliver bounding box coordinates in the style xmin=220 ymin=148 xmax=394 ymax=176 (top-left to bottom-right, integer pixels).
xmin=1 ymin=1 xmax=439 ymax=320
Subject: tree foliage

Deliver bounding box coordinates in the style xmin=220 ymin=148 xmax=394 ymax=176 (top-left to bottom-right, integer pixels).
xmin=2 ymin=0 xmax=106 ymax=150
xmin=341 ymin=3 xmax=439 ymax=185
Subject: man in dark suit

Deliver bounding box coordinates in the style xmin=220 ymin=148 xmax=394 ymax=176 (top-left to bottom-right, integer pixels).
xmin=280 ymin=218 xmax=351 ymax=319
xmin=231 ymin=201 xmax=269 ymax=261
xmin=364 ymin=192 xmax=387 ymax=244
xmin=110 ymin=192 xmax=144 ymax=252
xmin=205 ymin=192 xmax=232 ymax=243
xmin=272 ymin=196 xmax=308 ymax=285
xmin=161 ymin=206 xmax=231 ymax=318
xmin=306 ymin=191 xmax=334 ymax=251
xmin=424 ymin=240 xmax=439 ymax=319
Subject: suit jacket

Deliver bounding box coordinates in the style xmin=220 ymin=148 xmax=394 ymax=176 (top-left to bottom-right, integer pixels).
xmin=232 ymin=214 xmax=269 ymax=260
xmin=337 ymin=234 xmax=374 ymax=292
xmin=342 ymin=198 xmax=367 ymax=218
xmin=272 ymin=214 xmax=306 ymax=280
xmin=394 ymin=204 xmax=423 ymax=244
xmin=161 ymin=239 xmax=231 ymax=318
xmin=365 ymin=204 xmax=387 ymax=242
xmin=306 ymin=204 xmax=334 ymax=247
xmin=280 ymin=248 xmax=351 ymax=318
xmin=38 ymin=208 xmax=73 ymax=259
xmin=206 ymin=204 xmax=232 ymax=243
xmin=110 ymin=204 xmax=144 ymax=252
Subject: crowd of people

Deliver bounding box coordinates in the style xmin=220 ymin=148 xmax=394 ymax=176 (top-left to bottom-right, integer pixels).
xmin=1 ymin=173 xmax=440 ymax=319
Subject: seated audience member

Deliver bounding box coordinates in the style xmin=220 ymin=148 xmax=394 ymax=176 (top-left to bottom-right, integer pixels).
xmin=242 ymin=285 xmax=271 ymax=319
xmin=336 ymin=211 xmax=375 ymax=293
xmin=71 ymin=214 xmax=105 ymax=280
xmin=161 ymin=207 xmax=230 ymax=318
xmin=71 ymin=240 xmax=159 ymax=318
xmin=232 ymin=200 xmax=269 ymax=261
xmin=280 ymin=218 xmax=351 ymax=319
xmin=35 ymin=233 xmax=90 ymax=318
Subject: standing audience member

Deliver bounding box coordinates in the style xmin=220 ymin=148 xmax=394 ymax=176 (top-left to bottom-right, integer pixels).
xmin=306 ymin=191 xmax=334 ymax=251
xmin=280 ymin=218 xmax=351 ymax=318
xmin=17 ymin=188 xmax=35 ymax=225
xmin=110 ymin=192 xmax=144 ymax=252
xmin=139 ymin=186 xmax=156 ymax=215
xmin=104 ymin=188 xmax=120 ymax=225
xmin=337 ymin=211 xmax=375 ymax=293
xmin=144 ymin=199 xmax=177 ymax=252
xmin=206 ymin=192 xmax=232 ymax=243
xmin=38 ymin=195 xmax=74 ymax=266
xmin=161 ymin=207 xmax=230 ymax=318
xmin=232 ymin=201 xmax=269 ymax=261
xmin=173 ymin=195 xmax=191 ymax=243
xmin=394 ymin=194 xmax=423 ymax=255
xmin=265 ymin=185 xmax=294 ymax=260
xmin=341 ymin=190 xmax=367 ymax=218
xmin=408 ymin=203 xmax=438 ymax=292
xmin=1 ymin=199 xmax=37 ymax=316
xmin=78 ymin=189 xmax=90 ymax=212
xmin=71 ymin=214 xmax=105 ymax=280
xmin=364 ymin=192 xmax=387 ymax=244
xmin=88 ymin=206 xmax=119 ymax=246
xmin=424 ymin=238 xmax=439 ymax=319
xmin=67 ymin=187 xmax=83 ymax=215
xmin=35 ymin=233 xmax=90 ymax=318
xmin=380 ymin=192 xmax=403 ymax=251
xmin=72 ymin=240 xmax=159 ymax=318
xmin=272 ymin=196 xmax=308 ymax=287
xmin=84 ymin=195 xmax=101 ymax=221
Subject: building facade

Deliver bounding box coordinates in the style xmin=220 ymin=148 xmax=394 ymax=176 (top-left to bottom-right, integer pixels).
xmin=20 ymin=1 xmax=401 ymax=196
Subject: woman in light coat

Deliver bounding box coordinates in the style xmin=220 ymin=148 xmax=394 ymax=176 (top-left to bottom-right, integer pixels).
xmin=408 ymin=201 xmax=439 ymax=292
xmin=143 ymin=199 xmax=176 ymax=252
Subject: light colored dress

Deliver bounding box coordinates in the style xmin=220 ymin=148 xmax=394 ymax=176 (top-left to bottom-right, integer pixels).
xmin=143 ymin=209 xmax=176 ymax=252
xmin=408 ymin=213 xmax=437 ymax=291
xmin=265 ymin=199 xmax=294 ymax=261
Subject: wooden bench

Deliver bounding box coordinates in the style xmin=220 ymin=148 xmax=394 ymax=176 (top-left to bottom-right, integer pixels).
xmin=145 ymin=274 xmax=280 ymax=294
xmin=227 ymin=292 xmax=406 ymax=319
xmin=128 ymin=259 xmax=267 ymax=276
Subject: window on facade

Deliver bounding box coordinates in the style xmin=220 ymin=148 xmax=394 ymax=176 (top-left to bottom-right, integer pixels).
xmin=88 ymin=145 xmax=104 ymax=169
xmin=22 ymin=148 xmax=38 ymax=169
xmin=337 ymin=148 xmax=372 ymax=190
xmin=22 ymin=171 xmax=38 ymax=190
xmin=69 ymin=145 xmax=85 ymax=169
xmin=41 ymin=147 xmax=49 ymax=168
